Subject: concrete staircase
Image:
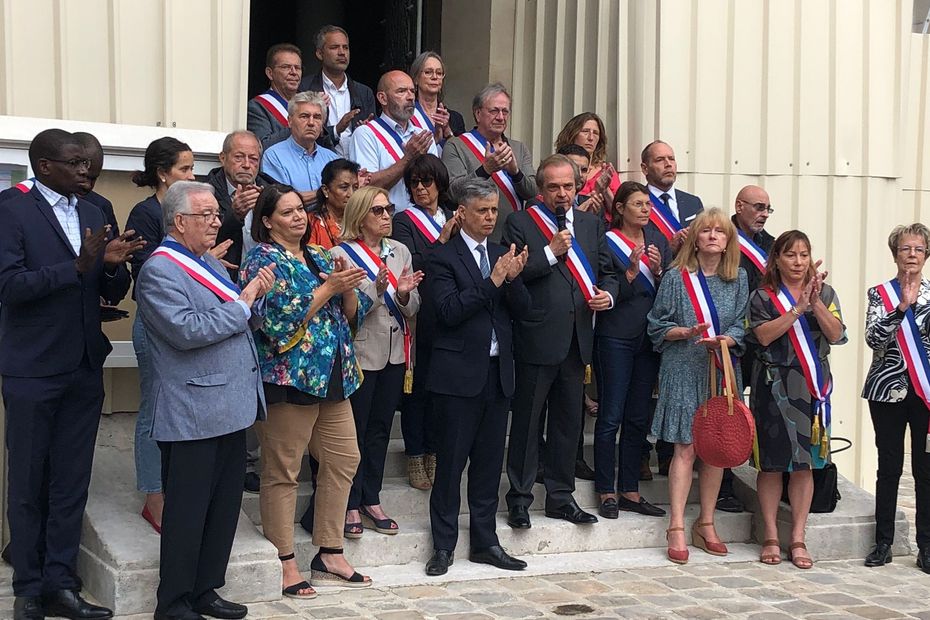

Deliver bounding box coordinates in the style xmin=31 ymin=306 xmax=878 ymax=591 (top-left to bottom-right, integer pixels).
xmin=80 ymin=410 xmax=910 ymax=616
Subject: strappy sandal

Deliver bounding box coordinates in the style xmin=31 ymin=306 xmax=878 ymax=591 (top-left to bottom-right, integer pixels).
xmin=759 ymin=539 xmax=782 ymax=565
xmin=344 ymin=520 xmax=363 ymax=539
xmin=278 ymin=553 xmax=317 ymax=599
xmin=692 ymin=521 xmax=728 ymax=556
xmin=666 ymin=527 xmax=689 ymax=564
xmin=309 ymin=550 xmax=372 ymax=588
xmin=360 ymin=505 xmax=399 ymax=535
xmin=788 ymin=542 xmax=813 ymax=569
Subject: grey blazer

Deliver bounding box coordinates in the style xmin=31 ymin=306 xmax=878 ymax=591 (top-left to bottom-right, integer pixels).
xmin=136 ymin=250 xmax=266 ymax=442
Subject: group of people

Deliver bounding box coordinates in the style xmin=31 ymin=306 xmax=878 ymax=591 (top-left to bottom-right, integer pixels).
xmin=2 ymin=22 xmax=929 ymax=620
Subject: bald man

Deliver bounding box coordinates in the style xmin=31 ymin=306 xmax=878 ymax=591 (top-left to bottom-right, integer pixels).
xmin=732 ymin=184 xmax=775 ymax=292
xmin=350 ymin=70 xmax=438 ymax=212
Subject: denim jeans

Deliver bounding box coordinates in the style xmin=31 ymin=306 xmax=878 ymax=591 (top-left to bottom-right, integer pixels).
xmin=593 ymin=333 xmax=660 ymax=493
xmin=133 ymin=315 xmax=162 ymax=493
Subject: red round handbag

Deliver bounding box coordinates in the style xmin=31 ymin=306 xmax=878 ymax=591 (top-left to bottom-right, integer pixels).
xmin=692 ymin=340 xmax=756 ymax=468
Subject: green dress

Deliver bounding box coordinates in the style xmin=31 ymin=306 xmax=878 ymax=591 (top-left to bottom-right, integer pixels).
xmin=647 ymin=268 xmax=749 ymax=444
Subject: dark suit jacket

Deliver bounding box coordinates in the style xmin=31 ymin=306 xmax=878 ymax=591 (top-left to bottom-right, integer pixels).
xmin=207 ymin=166 xmax=273 ymax=280
xmin=0 ymin=183 xmax=119 ymax=234
xmin=676 ymin=188 xmax=704 ymax=227
xmin=299 ymin=72 xmax=376 ymax=150
xmin=503 ymin=207 xmax=619 ymax=366
xmin=391 ymin=205 xmax=455 ymax=274
xmin=425 ymin=234 xmax=533 ymax=398
xmin=0 ymin=187 xmax=130 ymax=377
xmin=125 ymin=195 xmax=162 ymax=295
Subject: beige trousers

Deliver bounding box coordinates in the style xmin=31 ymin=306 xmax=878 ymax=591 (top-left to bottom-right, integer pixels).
xmin=255 ymin=399 xmax=359 ymax=554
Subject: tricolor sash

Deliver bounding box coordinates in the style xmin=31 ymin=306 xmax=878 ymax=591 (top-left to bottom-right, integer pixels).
xmin=738 ymin=230 xmax=768 ymax=274
xmin=647 ymin=191 xmax=682 ymax=241
xmin=410 ymin=101 xmax=436 ymax=134
xmin=526 ymin=205 xmax=597 ymax=301
xmin=14 ymin=178 xmax=35 ymax=193
xmin=339 ymin=240 xmax=414 ymax=391
xmin=876 ymin=279 xmax=930 ymax=452
xmin=367 ymin=117 xmax=405 ymax=163
xmin=150 ymin=239 xmax=241 ymax=302
xmin=765 ymin=285 xmax=833 ymax=456
xmin=680 ymin=268 xmax=721 ymax=339
xmin=255 ymin=90 xmax=289 ymax=127
xmin=458 ymin=130 xmax=521 ymax=212
xmin=403 ymin=206 xmax=443 ymax=244
xmin=605 ymin=230 xmax=656 ymax=295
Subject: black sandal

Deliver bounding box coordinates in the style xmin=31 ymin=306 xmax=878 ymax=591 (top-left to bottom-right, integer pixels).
xmin=278 ymin=553 xmax=317 ymax=599
xmin=344 ymin=520 xmax=363 ymax=539
xmin=309 ymin=549 xmax=371 ymax=588
xmin=359 ymin=505 xmax=399 ymax=535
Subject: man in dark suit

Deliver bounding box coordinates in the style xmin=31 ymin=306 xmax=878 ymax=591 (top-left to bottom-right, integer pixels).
xmin=503 ymin=154 xmax=619 ymax=529
xmin=0 ymin=129 xmax=140 ymax=620
xmin=640 ymin=140 xmax=704 ymax=253
xmin=424 ymin=178 xmax=533 ymax=576
xmin=299 ymin=25 xmax=376 ymax=157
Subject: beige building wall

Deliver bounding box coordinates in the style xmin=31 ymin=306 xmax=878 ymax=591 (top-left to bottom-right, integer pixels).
xmin=442 ymin=0 xmax=930 ymax=489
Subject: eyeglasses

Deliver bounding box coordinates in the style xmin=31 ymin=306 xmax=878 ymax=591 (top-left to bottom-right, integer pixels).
xmin=739 ymin=199 xmax=774 ymax=214
xmin=274 ymin=64 xmax=302 ymax=73
xmin=421 ymin=69 xmax=445 ymax=78
xmin=409 ymin=177 xmax=435 ymax=188
xmin=179 ymin=211 xmax=221 ymax=222
xmin=897 ymin=245 xmax=927 ymax=255
xmin=44 ymin=157 xmax=92 ymax=171
xmin=370 ymin=204 xmax=396 ymax=218
xmin=483 ymin=107 xmax=510 ymax=117
xmin=620 ymin=200 xmax=651 ymax=210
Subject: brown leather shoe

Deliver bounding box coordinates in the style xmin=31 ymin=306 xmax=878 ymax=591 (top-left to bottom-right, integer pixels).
xmin=408 ymin=456 xmax=431 ymax=490
xmin=639 ymin=456 xmax=654 ymax=481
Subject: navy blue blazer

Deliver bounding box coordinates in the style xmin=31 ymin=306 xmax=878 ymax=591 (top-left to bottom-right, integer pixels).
xmin=425 ymin=233 xmax=533 ymax=399
xmin=0 ymin=187 xmax=130 ymax=377
xmin=0 ymin=183 xmax=119 ymax=234
xmin=676 ymin=188 xmax=704 ymax=227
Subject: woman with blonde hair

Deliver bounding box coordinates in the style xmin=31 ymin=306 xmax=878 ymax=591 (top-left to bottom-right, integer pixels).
xmin=332 ymin=186 xmax=424 ymax=538
xmin=647 ymin=207 xmax=749 ymax=564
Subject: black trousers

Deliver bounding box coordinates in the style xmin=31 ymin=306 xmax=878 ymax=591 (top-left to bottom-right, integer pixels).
xmin=869 ymin=389 xmax=930 ymax=550
xmin=430 ymin=358 xmax=508 ymax=551
xmin=156 ymin=430 xmax=246 ymax=616
xmin=3 ymin=364 xmax=103 ymax=597
xmin=400 ymin=338 xmax=439 ymax=456
xmin=507 ymin=335 xmax=584 ymax=510
xmin=348 ymin=363 xmax=405 ymax=508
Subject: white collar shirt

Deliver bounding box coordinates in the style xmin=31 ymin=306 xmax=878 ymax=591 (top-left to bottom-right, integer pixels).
xmin=322 ymin=73 xmax=353 ymax=155
xmin=35 ymin=179 xmax=81 ymax=255
xmin=647 ymin=184 xmax=680 ymax=223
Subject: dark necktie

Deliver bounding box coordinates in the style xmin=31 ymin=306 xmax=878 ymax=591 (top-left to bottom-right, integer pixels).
xmin=476 ymin=245 xmax=498 ymax=350
xmin=660 ymin=193 xmax=671 ymax=206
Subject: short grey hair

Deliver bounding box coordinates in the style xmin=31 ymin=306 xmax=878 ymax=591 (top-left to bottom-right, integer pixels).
xmin=451 ymin=178 xmax=498 ymax=207
xmin=221 ymin=130 xmax=262 ymax=155
xmin=163 ymin=181 xmax=215 ymax=231
xmin=888 ymin=223 xmax=930 ymax=258
xmin=314 ymin=25 xmax=348 ymax=51
xmin=471 ymin=82 xmax=511 ymax=115
xmin=287 ymin=91 xmax=327 ymax=118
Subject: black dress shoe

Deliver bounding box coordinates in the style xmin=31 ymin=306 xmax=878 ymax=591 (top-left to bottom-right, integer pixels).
xmin=716 ymin=494 xmax=744 ymax=513
xmin=617 ymin=495 xmax=666 ymax=517
xmin=42 ymin=589 xmax=112 ymax=620
xmin=2 ymin=542 xmax=12 ymax=565
xmin=243 ymin=471 xmax=260 ymax=494
xmin=192 ymin=597 xmax=247 ymax=619
xmin=469 ymin=545 xmax=527 ymax=571
xmin=864 ymin=543 xmax=893 ymax=567
xmin=153 ymin=611 xmax=205 ymax=620
xmin=545 ymin=500 xmax=598 ymax=524
xmin=507 ymin=505 xmax=531 ymax=529
xmin=574 ymin=459 xmax=595 ymax=481
xmin=14 ymin=597 xmax=44 ymax=620
xmin=598 ymin=497 xmax=619 ymax=519
xmin=426 ymin=549 xmax=454 ymax=576
xmin=917 ymin=547 xmax=930 ymax=574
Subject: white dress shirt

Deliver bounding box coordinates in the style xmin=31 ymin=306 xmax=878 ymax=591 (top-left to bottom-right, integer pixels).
xmin=35 ymin=179 xmax=81 ymax=255
xmin=647 ymin=184 xmax=680 ymax=223
xmin=460 ymin=230 xmax=499 ymax=356
xmin=323 ymin=73 xmax=353 ymax=156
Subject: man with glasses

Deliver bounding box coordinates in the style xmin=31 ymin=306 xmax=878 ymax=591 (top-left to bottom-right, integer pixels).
xmin=248 ymin=43 xmax=306 ymax=150
xmin=0 ymin=129 xmax=141 ymax=620
xmin=350 ymin=70 xmax=437 ymax=214
xmin=299 ymin=25 xmax=376 ymax=157
xmin=442 ymin=82 xmax=536 ymax=243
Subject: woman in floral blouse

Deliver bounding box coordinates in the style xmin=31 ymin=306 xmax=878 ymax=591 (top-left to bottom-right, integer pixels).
xmin=240 ymin=183 xmax=373 ymax=597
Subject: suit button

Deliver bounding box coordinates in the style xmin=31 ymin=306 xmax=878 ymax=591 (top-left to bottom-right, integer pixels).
xmin=251 ymin=367 xmax=257 ymax=372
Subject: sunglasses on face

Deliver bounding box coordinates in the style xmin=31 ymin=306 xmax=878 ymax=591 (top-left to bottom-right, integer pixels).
xmin=370 ymin=204 xmax=396 ymax=217
xmin=409 ymin=177 xmax=435 ymax=189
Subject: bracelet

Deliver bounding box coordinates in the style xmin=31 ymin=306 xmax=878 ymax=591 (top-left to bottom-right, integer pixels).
xmin=790 ymin=305 xmax=801 ymax=318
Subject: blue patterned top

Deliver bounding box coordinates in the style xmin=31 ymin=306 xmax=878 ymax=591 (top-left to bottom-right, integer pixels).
xmin=240 ymin=242 xmax=371 ymax=399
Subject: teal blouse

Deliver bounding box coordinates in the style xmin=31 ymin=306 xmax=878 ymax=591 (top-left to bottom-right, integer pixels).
xmin=240 ymin=242 xmax=371 ymax=399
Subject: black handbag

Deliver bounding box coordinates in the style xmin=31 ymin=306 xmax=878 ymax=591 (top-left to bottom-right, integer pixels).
xmin=781 ymin=437 xmax=852 ymax=513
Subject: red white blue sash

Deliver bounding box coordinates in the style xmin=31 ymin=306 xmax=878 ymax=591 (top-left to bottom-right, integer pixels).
xmin=367 ymin=117 xmax=405 ymax=163
xmin=648 ymin=191 xmax=682 ymax=240
xmin=766 ymin=285 xmax=833 ymax=438
xmin=738 ymin=230 xmax=768 ymax=274
xmin=876 ymin=279 xmax=930 ymax=452
xmin=403 ymin=206 xmax=442 ymax=244
xmin=255 ymin=90 xmax=289 ymax=127
xmin=410 ymin=101 xmax=436 ymax=134
xmin=605 ymin=230 xmax=656 ymax=295
xmin=527 ymin=205 xmax=597 ymax=301
xmin=680 ymin=268 xmax=720 ymax=339
xmin=459 ymin=130 xmax=521 ymax=212
xmin=14 ymin=178 xmax=35 ymax=193
xmin=150 ymin=239 xmax=241 ymax=302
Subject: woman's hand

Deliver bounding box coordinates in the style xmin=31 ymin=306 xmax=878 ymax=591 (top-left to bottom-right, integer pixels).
xmin=321 ymin=256 xmax=367 ymax=295
xmin=238 ymin=263 xmax=276 ymax=306
xmin=645 ymin=244 xmax=662 ymax=277
xmin=899 ymin=276 xmax=920 ymax=311
xmin=438 ymin=211 xmax=463 ymax=244
xmin=668 ymin=322 xmax=710 ymax=342
xmin=397 ymin=266 xmax=425 ymax=294
xmin=697 ymin=334 xmax=733 ymax=350
xmin=375 ymin=265 xmax=389 ymax=296
xmin=626 ymin=245 xmax=645 ymax=283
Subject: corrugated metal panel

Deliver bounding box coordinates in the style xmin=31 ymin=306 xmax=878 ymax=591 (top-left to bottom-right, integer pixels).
xmin=505 ymin=0 xmax=925 ymax=489
xmin=0 ymin=0 xmax=248 ymax=131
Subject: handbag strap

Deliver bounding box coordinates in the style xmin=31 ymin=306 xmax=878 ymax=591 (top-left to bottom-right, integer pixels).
xmin=719 ymin=340 xmax=736 ymax=415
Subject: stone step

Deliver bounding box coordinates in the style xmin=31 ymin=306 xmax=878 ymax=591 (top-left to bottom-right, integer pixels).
xmin=286 ymin=503 xmax=754 ymax=570
xmin=241 ymin=471 xmax=698 ymax=526
xmin=386 ymin=404 xmax=601 ymax=441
